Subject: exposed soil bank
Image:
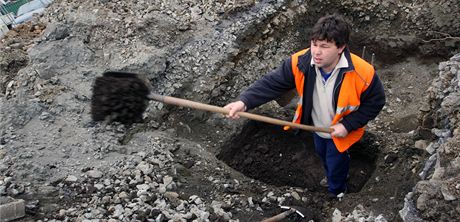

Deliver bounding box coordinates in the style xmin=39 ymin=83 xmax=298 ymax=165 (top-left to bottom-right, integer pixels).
xmin=218 ymin=121 xmax=378 ymax=193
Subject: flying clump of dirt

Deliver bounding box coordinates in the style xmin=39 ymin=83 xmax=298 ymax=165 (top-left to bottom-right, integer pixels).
xmin=91 ymin=73 xmax=150 ymax=124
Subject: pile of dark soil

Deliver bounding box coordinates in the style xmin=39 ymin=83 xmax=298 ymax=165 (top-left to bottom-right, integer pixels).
xmin=218 ymin=121 xmax=378 ymax=193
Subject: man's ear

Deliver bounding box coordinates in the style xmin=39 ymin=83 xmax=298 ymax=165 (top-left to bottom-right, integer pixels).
xmin=338 ymin=45 xmax=346 ymax=54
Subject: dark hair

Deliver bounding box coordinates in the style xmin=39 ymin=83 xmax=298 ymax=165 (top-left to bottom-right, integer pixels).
xmin=310 ymin=14 xmax=351 ymax=48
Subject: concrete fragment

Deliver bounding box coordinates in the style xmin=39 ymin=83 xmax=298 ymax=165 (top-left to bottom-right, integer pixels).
xmin=0 ymin=197 xmax=25 ymax=222
xmin=431 ymin=166 xmax=445 ymax=180
xmin=291 ymin=191 xmax=301 ymax=200
xmin=65 ymin=175 xmax=78 ymax=182
xmin=419 ymin=153 xmax=437 ymax=180
xmin=163 ymin=175 xmax=173 ymax=186
xmin=375 ymin=214 xmax=388 ymax=222
xmin=136 ymin=161 xmax=153 ymax=175
xmin=86 ymin=170 xmax=103 ymax=179
xmin=399 ymin=192 xmax=422 ymax=222
xmin=414 ymin=140 xmax=428 ymax=150
xmin=441 ymin=183 xmax=457 ymax=201
xmin=425 ymin=142 xmax=436 ymax=154
xmin=332 ymin=208 xmax=342 ymax=222
xmin=416 ymin=193 xmax=428 ymax=210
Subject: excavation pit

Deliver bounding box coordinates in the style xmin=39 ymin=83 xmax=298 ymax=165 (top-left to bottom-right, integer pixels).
xmin=218 ymin=121 xmax=380 ymax=192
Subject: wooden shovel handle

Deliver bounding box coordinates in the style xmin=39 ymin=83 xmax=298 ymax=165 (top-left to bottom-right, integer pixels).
xmin=261 ymin=209 xmax=296 ymax=222
xmin=148 ymin=93 xmax=332 ymax=133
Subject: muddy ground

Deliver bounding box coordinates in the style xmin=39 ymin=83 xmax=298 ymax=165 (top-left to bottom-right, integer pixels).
xmin=1 ymin=0 xmax=459 ymax=221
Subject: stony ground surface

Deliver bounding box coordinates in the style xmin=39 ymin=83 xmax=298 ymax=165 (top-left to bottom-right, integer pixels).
xmin=0 ymin=0 xmax=459 ymax=221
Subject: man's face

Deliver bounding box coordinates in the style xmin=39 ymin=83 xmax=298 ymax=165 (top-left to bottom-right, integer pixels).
xmin=310 ymin=40 xmax=346 ymax=72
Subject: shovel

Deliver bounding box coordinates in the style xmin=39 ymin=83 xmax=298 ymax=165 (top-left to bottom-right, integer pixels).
xmin=261 ymin=205 xmax=312 ymax=222
xmin=91 ymin=71 xmax=332 ymax=133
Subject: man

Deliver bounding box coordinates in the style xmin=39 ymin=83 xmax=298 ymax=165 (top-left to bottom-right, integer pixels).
xmin=224 ymin=14 xmax=385 ymax=198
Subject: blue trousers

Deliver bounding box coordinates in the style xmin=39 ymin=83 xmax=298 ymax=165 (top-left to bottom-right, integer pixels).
xmin=313 ymin=133 xmax=350 ymax=195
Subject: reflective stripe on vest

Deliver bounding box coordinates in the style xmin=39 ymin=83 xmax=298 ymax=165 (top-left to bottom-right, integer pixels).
xmin=336 ymin=105 xmax=359 ymax=115
xmin=287 ymin=49 xmax=375 ymax=152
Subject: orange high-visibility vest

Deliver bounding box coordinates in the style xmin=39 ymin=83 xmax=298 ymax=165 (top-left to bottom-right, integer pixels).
xmin=288 ymin=49 xmax=375 ymax=152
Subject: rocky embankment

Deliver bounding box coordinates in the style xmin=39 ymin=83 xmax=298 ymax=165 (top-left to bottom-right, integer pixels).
xmin=404 ymin=54 xmax=460 ymax=221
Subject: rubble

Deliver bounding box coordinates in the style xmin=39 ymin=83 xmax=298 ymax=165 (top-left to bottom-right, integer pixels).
xmin=412 ymin=53 xmax=460 ymax=221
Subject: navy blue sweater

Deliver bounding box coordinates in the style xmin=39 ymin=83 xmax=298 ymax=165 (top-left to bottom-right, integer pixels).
xmin=239 ymin=49 xmax=386 ymax=133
